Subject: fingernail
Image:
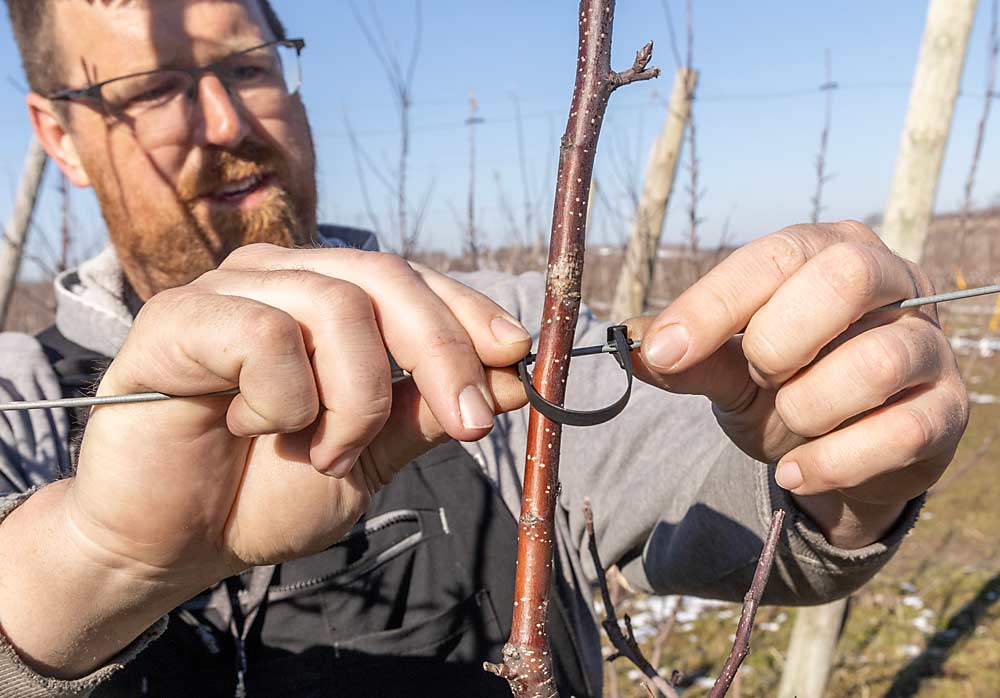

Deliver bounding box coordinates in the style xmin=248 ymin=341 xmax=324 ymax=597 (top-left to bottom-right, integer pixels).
xmin=776 ymin=461 xmax=804 ymax=491
xmin=459 ymin=385 xmax=495 ymax=430
xmin=329 ymin=447 xmax=363 ymax=479
xmin=491 ymin=315 xmax=531 ymax=345
xmin=645 ymin=324 xmax=690 ymax=371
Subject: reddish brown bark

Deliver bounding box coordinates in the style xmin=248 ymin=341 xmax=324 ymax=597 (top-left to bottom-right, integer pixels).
xmin=707 ymin=509 xmax=786 ymax=698
xmin=482 ymin=2 xmax=658 ymax=695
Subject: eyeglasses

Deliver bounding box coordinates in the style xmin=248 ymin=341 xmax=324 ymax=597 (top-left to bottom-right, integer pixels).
xmin=48 ymin=38 xmax=305 ymax=148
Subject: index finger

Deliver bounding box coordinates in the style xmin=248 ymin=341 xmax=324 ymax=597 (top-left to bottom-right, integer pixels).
xmin=218 ymin=244 xmax=523 ymax=441
xmin=640 ymin=221 xmax=884 ymax=373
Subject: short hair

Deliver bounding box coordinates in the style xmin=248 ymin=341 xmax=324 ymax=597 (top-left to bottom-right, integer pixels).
xmin=4 ymin=0 xmax=288 ymax=96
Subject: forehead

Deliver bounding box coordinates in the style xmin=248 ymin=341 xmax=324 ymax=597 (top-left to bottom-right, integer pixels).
xmin=51 ymin=0 xmax=273 ymax=85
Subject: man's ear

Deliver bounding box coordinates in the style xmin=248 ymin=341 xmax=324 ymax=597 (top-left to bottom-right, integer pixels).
xmin=26 ymin=92 xmax=91 ymax=188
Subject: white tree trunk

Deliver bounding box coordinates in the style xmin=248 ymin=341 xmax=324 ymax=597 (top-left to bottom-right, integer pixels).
xmin=776 ymin=599 xmax=849 ymax=698
xmin=0 ymin=138 xmax=49 ymax=329
xmin=610 ymin=67 xmax=696 ymax=320
xmin=881 ymin=0 xmax=979 ymax=263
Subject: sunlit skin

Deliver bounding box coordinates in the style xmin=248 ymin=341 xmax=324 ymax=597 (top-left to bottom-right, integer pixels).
xmin=27 ymin=0 xmax=317 ymax=299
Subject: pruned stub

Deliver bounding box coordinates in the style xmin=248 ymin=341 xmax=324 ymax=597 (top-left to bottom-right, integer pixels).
xmin=548 ymin=254 xmax=583 ymax=302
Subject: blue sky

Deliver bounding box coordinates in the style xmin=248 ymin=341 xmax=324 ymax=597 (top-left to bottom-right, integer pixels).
xmin=1 ymin=1 xmax=998 ymax=275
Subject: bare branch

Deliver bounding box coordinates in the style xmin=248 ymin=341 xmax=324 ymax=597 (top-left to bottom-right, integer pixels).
xmin=685 ymin=0 xmax=693 ymax=78
xmin=610 ymin=41 xmax=661 ymax=89
xmin=683 ymin=0 xmax=701 ymax=285
xmin=465 ymin=93 xmax=484 ymax=269
xmin=350 ymin=0 xmax=423 ymax=257
xmin=344 ymin=118 xmax=386 ymax=238
xmin=957 ymin=0 xmax=998 ymax=260
xmin=810 ymin=50 xmax=837 ymax=223
xmin=405 ymin=0 xmax=424 ymax=92
xmin=707 ymin=509 xmax=787 ymax=698
xmin=659 ymin=0 xmax=683 ymax=70
xmin=408 ymin=178 xmax=435 ymax=258
xmin=483 ymin=2 xmax=658 ymax=694
xmin=584 ymin=499 xmax=680 ymax=698
xmin=494 ymin=171 xmax=525 ymax=248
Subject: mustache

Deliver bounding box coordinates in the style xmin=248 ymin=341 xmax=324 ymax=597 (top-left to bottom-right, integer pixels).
xmin=177 ymin=142 xmax=287 ymax=202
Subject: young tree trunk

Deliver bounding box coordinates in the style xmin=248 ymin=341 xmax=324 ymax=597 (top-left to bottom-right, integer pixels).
xmin=880 ymin=0 xmax=978 ymax=262
xmin=775 ymin=599 xmax=849 ymax=698
xmin=0 ymin=138 xmax=48 ymax=330
xmin=610 ymin=67 xmax=696 ymax=320
xmin=482 ymin=2 xmax=658 ymax=695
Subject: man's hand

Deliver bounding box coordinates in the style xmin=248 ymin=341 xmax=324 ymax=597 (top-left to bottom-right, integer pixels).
xmin=627 ymin=221 xmax=969 ymax=549
xmin=76 ymin=243 xmax=532 ymax=580
xmin=0 ymin=244 xmax=530 ymax=676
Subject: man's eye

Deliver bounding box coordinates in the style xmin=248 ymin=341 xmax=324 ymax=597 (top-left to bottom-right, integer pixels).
xmin=131 ymin=84 xmax=176 ymax=103
xmin=225 ymin=64 xmax=270 ymax=83
xmin=108 ymin=74 xmax=186 ymax=111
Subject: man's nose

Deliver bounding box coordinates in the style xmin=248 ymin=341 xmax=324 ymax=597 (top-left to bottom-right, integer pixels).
xmin=194 ymin=74 xmax=250 ymax=149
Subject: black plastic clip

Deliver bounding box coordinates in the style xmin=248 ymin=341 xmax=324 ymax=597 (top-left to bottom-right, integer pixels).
xmin=516 ymin=325 xmax=635 ymax=427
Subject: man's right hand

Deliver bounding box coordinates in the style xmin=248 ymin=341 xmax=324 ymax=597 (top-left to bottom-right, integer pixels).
xmin=0 ymin=244 xmax=531 ymax=677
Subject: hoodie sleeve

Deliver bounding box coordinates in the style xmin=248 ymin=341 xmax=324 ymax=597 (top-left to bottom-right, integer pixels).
xmin=0 ymin=332 xmax=169 ymax=697
xmin=0 ymin=332 xmax=72 ymax=500
xmin=449 ymin=269 xmax=922 ymax=605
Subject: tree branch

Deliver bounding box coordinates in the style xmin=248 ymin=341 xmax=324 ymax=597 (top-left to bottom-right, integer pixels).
xmin=707 ymin=509 xmax=786 ymax=698
xmin=482 ymin=1 xmax=658 ymax=695
xmin=584 ymin=499 xmax=680 ymax=698
xmin=610 ymin=41 xmax=661 ymax=89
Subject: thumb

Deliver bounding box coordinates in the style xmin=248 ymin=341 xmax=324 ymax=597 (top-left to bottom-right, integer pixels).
xmin=625 ymin=316 xmax=757 ymax=412
xmin=365 ymin=367 xmax=527 ymax=476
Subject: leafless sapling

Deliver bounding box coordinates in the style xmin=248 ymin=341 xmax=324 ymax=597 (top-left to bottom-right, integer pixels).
xmin=481 ymin=1 xmax=659 ymax=694
xmin=956 ymin=0 xmax=998 ymax=275
xmin=350 ymin=0 xmax=427 ymax=257
xmin=466 ymin=92 xmax=484 ymax=269
xmin=810 ymin=50 xmax=836 ymax=224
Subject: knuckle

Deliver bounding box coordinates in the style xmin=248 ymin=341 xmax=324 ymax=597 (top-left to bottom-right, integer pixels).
xmin=367 ymin=251 xmax=415 ymax=279
xmin=140 ymin=285 xmax=187 ymax=316
xmin=854 ymin=333 xmax=911 ymax=396
xmin=281 ymin=400 xmax=320 ymax=432
xmin=774 ymin=389 xmax=823 ymax=437
xmin=753 ymin=231 xmax=810 ymax=281
xmin=942 ymin=381 xmax=970 ymax=437
xmin=315 ymin=279 xmax=372 ymax=321
xmin=905 ymin=259 xmax=935 ymax=297
xmin=243 ymin=305 xmax=302 ymax=351
xmin=820 ymin=243 xmax=881 ymax=305
xmin=808 ymin=450 xmax=847 ymax=490
xmin=834 ymin=219 xmax=880 ymax=244
xmin=337 ymin=405 xmax=391 ymax=449
xmin=741 ymin=330 xmax=788 ymax=385
xmin=701 ymin=282 xmax=746 ymax=334
xmin=219 ymin=242 xmax=284 ymax=269
xmin=896 ymin=406 xmax=937 ymax=456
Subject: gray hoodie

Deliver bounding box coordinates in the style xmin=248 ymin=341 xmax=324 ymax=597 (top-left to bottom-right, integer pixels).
xmin=0 ymin=229 xmax=921 ymax=697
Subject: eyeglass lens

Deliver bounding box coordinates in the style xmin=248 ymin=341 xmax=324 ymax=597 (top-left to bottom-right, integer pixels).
xmin=102 ymin=43 xmax=302 ymax=148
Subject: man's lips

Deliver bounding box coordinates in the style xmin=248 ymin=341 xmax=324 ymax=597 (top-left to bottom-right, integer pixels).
xmin=200 ymin=173 xmax=274 ymax=204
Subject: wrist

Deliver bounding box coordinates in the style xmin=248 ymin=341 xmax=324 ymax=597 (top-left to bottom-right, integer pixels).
xmin=0 ymin=480 xmax=210 ymax=678
xmin=61 ymin=476 xmax=227 ymax=591
xmin=790 ymin=490 xmax=909 ymax=549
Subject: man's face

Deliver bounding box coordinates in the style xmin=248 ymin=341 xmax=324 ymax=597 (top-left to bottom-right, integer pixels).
xmin=49 ymin=0 xmax=317 ymax=299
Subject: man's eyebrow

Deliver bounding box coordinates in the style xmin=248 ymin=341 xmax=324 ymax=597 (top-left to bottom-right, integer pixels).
xmin=115 ymin=38 xmax=266 ymax=75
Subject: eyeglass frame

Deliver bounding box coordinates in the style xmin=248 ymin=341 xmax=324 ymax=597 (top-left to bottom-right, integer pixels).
xmin=46 ymin=38 xmax=306 ymax=115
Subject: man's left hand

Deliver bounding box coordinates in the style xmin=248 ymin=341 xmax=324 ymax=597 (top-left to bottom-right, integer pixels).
xmin=627 ymin=221 xmax=969 ymax=549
